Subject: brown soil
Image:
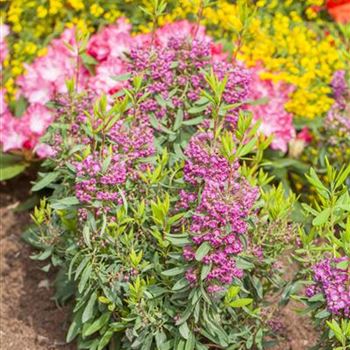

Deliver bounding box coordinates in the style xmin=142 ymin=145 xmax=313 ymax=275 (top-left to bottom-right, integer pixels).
xmin=0 ymin=175 xmax=74 ymax=350
xmin=0 ymin=175 xmax=318 ymax=350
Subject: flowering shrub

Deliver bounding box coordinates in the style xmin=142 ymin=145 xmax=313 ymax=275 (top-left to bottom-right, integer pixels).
xmin=24 ymin=31 xmax=302 ymax=348
xmin=1 ymin=16 xmax=297 ymax=180
xmin=294 ymin=162 xmax=350 ymax=349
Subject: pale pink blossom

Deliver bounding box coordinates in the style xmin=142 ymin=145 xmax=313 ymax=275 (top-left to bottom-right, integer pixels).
xmin=88 ymin=58 xmax=128 ymax=95
xmin=247 ymin=66 xmax=295 ymax=153
xmin=0 ymin=104 xmax=52 ymax=153
xmin=17 ymin=28 xmax=89 ymax=104
xmin=0 ymin=112 xmax=28 ymax=152
xmin=87 ymin=18 xmax=132 ymax=62
xmin=0 ymin=24 xmax=9 ymax=69
xmin=0 ymin=88 xmax=7 ymax=115
xmin=22 ymin=103 xmax=53 ymax=135
xmin=35 ymin=143 xmax=55 ymax=158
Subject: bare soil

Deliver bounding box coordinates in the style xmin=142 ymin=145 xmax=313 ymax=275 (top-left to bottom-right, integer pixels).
xmin=0 ymin=175 xmax=318 ymax=350
xmin=0 ymin=175 xmax=74 ymax=350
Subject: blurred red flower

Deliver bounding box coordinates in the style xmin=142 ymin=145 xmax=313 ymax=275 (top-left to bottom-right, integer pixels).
xmin=326 ymin=0 xmax=350 ymax=23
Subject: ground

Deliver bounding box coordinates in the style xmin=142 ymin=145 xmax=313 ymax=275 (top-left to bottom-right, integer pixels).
xmin=0 ymin=175 xmax=318 ymax=350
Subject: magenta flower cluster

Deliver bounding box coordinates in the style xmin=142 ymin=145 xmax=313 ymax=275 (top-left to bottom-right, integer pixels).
xmin=181 ymin=131 xmax=259 ymax=292
xmin=128 ymin=36 xmax=249 ymax=127
xmin=306 ymin=257 xmax=350 ymax=317
xmin=73 ymin=116 xmax=154 ymax=215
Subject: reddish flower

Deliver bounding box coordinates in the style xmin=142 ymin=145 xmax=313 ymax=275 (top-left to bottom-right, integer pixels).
xmin=326 ymin=0 xmax=350 ymax=23
xmin=297 ymin=127 xmax=313 ymax=143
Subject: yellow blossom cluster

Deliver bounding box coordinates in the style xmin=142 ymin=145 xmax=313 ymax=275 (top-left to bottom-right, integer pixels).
xmin=239 ymin=12 xmax=343 ymax=119
xmin=157 ymin=0 xmax=343 ymax=119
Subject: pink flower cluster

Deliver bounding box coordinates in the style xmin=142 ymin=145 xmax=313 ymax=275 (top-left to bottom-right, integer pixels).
xmin=73 ymin=114 xmax=154 ymax=215
xmin=182 ymin=132 xmax=259 ymax=292
xmin=247 ymin=66 xmax=295 ymax=153
xmin=1 ymin=19 xmax=219 ymax=155
xmin=0 ymin=99 xmax=54 ymax=157
xmin=1 ymin=18 xmax=297 ymax=158
xmin=17 ymin=29 xmax=88 ymax=104
xmin=306 ymin=257 xmax=350 ymax=317
xmin=0 ymin=24 xmax=9 ymax=69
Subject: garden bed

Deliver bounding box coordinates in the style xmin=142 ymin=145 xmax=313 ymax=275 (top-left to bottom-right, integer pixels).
xmin=0 ymin=176 xmax=74 ymax=350
xmin=0 ymin=176 xmax=318 ymax=350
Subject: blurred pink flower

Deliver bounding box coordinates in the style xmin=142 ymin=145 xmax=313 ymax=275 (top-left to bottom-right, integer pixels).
xmin=247 ymin=67 xmax=295 ymax=153
xmin=297 ymin=127 xmax=312 ymax=143
xmin=22 ymin=103 xmax=53 ymax=135
xmin=35 ymin=143 xmax=55 ymax=158
xmin=0 ymin=24 xmax=9 ymax=69
xmin=88 ymin=58 xmax=128 ymax=95
xmin=0 ymin=104 xmax=52 ymax=153
xmin=17 ymin=28 xmax=89 ymax=104
xmin=87 ymin=18 xmax=132 ymax=62
xmin=0 ymin=88 xmax=7 ymax=115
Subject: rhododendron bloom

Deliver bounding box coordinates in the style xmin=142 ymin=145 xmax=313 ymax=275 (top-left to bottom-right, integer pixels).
xmin=0 ymin=104 xmax=52 ymax=154
xmin=88 ymin=58 xmax=128 ymax=95
xmin=0 ymin=24 xmax=9 ymax=69
xmin=87 ymin=18 xmax=132 ymax=62
xmin=0 ymin=88 xmax=7 ymax=115
xmin=0 ymin=113 xmax=28 ymax=152
xmin=247 ymin=67 xmax=295 ymax=153
xmin=17 ymin=27 xmax=89 ymax=104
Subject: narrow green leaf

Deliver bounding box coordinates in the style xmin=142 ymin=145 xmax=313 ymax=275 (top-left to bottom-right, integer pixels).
xmin=195 ymin=242 xmax=211 ymax=261
xmin=84 ymin=312 xmax=110 ymax=336
xmin=82 ymin=292 xmax=97 ymax=323
xmin=312 ymin=208 xmax=331 ymax=226
xmin=229 ymin=298 xmax=253 ymax=308
xmin=0 ymin=163 xmax=27 ymax=181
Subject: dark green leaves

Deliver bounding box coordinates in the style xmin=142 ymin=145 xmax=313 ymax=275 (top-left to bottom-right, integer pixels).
xmin=32 ymin=172 xmax=59 ymax=191
xmin=0 ymin=153 xmax=28 ymax=181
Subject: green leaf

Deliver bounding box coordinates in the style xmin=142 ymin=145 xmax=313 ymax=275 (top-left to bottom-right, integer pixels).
xmin=82 ymin=292 xmax=97 ymax=323
xmin=195 ymin=242 xmax=211 ymax=261
xmin=336 ymin=260 xmax=349 ymax=270
xmin=165 ymin=234 xmax=191 ymax=246
xmin=200 ymin=264 xmax=211 ymax=281
xmin=0 ymin=163 xmax=27 ymax=181
xmin=97 ymin=329 xmax=113 ymax=350
xmin=174 ymin=109 xmax=184 ymax=131
xmin=0 ymin=152 xmax=23 ymax=165
xmin=14 ymin=95 xmax=28 ymax=117
xmin=229 ymin=298 xmax=253 ymax=308
xmin=227 ymin=286 xmax=240 ymax=299
xmin=74 ymin=256 xmax=89 ymax=281
xmin=182 ymin=116 xmax=204 ymax=126
xmin=81 ymin=52 xmax=98 ymax=66
xmin=308 ymin=293 xmax=325 ymax=302
xmin=78 ymin=264 xmax=92 ymax=293
xmin=51 ymin=196 xmax=80 ymax=209
xmin=185 ymin=334 xmax=195 ymax=350
xmin=179 ymin=322 xmax=190 ymax=340
xmin=172 ymin=277 xmax=190 ymax=291
xmin=312 ymin=208 xmax=331 ymax=226
xmin=112 ymin=72 xmax=131 ymax=82
xmin=32 ymin=172 xmax=59 ymax=191
xmin=315 ymin=309 xmax=331 ymax=319
xmin=66 ymin=309 xmax=83 ymax=342
xmin=306 ymin=168 xmax=329 ymax=198
xmin=162 ymin=267 xmax=186 ymax=276
xmin=237 ymin=137 xmax=257 ymax=158
xmin=84 ymin=312 xmax=110 ymax=336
